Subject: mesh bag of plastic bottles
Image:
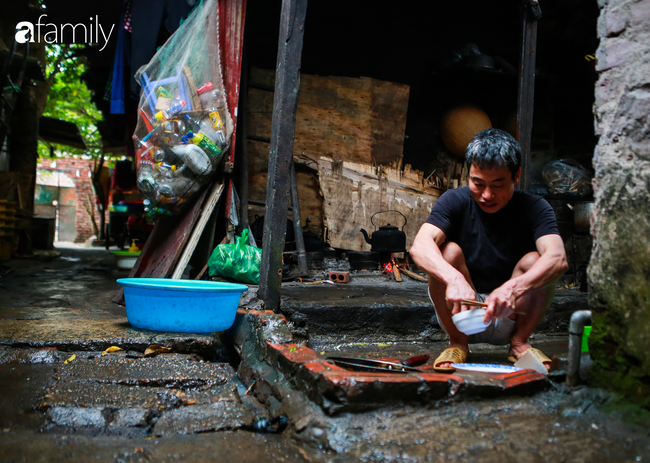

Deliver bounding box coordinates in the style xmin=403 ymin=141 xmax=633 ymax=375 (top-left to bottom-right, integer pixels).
xmin=208 ymin=229 xmax=261 ymax=285
xmin=132 ymin=0 xmax=233 ymax=221
xmin=541 ymin=159 xmax=592 ymax=196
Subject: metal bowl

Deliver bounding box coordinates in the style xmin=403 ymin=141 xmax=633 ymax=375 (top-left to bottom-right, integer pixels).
xmin=573 ymin=202 xmax=594 ymax=234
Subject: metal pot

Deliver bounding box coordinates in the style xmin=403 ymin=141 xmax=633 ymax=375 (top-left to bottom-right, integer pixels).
xmin=573 ymin=202 xmax=593 ymax=234
xmin=359 ymin=211 xmax=407 ymax=253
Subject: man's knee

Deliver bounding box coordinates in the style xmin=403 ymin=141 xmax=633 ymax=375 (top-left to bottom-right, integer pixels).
xmin=440 ymin=241 xmax=466 ymax=269
xmin=514 ymin=251 xmax=540 ymax=276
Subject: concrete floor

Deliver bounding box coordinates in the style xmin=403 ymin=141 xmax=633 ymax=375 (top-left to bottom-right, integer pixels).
xmin=0 ymin=243 xmax=648 ymax=462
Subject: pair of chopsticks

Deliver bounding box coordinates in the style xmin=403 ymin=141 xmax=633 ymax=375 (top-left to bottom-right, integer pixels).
xmin=460 ymin=299 xmax=488 ymax=307
xmin=460 ymin=299 xmax=526 ymax=315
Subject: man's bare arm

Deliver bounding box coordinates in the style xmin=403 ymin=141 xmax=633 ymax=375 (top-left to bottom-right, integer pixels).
xmin=510 ymin=234 xmax=568 ymax=297
xmin=485 ymin=234 xmax=568 ymax=321
xmin=410 ymin=223 xmax=476 ymax=313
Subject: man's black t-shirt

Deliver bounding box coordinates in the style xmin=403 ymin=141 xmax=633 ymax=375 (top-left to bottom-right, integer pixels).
xmin=425 ymin=187 xmax=559 ymax=293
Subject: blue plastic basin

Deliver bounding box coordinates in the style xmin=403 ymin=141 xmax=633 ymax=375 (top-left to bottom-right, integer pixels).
xmin=117 ymin=278 xmax=248 ymax=333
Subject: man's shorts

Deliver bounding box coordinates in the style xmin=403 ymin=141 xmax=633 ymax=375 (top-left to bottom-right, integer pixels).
xmin=428 ymin=290 xmax=516 ymax=346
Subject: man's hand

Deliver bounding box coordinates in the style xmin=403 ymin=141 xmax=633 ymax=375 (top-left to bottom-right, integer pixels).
xmin=484 ymin=280 xmax=517 ymax=322
xmin=445 ymin=276 xmax=477 ymax=315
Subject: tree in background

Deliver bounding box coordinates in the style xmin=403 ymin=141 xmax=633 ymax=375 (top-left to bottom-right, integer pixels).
xmin=38 ymin=44 xmax=110 ymax=239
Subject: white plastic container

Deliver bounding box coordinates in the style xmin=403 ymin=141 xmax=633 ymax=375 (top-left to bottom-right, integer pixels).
xmin=112 ymin=251 xmax=140 ymax=270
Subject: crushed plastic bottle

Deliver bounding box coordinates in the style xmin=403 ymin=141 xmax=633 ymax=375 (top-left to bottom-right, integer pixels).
xmin=171 ymin=144 xmax=212 ymax=176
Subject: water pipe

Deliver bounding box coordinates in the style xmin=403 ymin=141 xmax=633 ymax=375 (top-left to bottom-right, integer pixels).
xmin=567 ymin=310 xmax=592 ymax=386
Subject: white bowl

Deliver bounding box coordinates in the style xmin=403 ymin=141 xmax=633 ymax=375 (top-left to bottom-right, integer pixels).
xmin=452 ymin=308 xmax=490 ymax=335
xmin=112 ymin=251 xmax=140 ymax=270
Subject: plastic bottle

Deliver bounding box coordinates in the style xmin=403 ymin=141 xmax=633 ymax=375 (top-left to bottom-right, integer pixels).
xmin=185 ymin=131 xmax=222 ymax=159
xmin=154 ymin=100 xmax=186 ymax=122
xmin=152 ymin=149 xmax=166 ymax=163
xmin=162 ymin=119 xmax=186 ymax=135
xmin=138 ymin=174 xmax=156 ymax=197
xmin=171 ymin=144 xmax=213 ymax=176
xmin=155 ymin=181 xmax=177 ymax=203
xmin=137 ymin=159 xmax=158 ymax=199
xmin=139 ymin=125 xmax=162 ymax=148
xmin=168 ymin=100 xmax=186 ymax=117
xmin=207 ymin=111 xmax=227 ymax=147
xmin=155 ymin=177 xmax=202 ymax=204
xmin=183 ymin=113 xmax=224 ymax=146
xmin=196 ymin=82 xmax=223 ymax=111
xmin=128 ymin=239 xmax=140 ymax=253
xmin=160 ymin=120 xmax=185 ymax=145
xmin=209 ymin=110 xmax=225 ymax=129
xmin=156 ymin=161 xmax=187 ymax=179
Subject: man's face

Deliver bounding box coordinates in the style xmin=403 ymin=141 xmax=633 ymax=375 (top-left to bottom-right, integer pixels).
xmin=468 ymin=164 xmax=521 ymax=213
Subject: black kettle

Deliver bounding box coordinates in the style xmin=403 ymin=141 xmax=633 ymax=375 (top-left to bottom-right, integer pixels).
xmin=359 ymin=210 xmax=407 ymax=253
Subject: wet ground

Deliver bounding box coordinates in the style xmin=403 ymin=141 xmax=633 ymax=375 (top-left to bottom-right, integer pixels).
xmin=0 ymin=243 xmax=648 ymax=462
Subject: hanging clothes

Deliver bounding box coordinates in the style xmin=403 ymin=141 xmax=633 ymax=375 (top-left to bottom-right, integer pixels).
xmin=129 ymin=0 xmax=192 ymax=97
xmin=109 ymin=3 xmax=134 ymax=115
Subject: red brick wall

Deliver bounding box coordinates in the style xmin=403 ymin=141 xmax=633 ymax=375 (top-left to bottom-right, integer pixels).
xmin=38 ymin=157 xmax=108 ymax=243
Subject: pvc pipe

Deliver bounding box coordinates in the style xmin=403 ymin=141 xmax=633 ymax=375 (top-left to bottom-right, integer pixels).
xmin=567 ymin=310 xmax=592 ymax=386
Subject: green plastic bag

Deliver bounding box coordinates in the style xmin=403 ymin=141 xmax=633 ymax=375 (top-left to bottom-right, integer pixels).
xmin=208 ymin=229 xmax=261 ymax=284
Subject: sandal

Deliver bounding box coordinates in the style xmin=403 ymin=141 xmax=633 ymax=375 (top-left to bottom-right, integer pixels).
xmin=508 ymin=347 xmax=551 ymax=369
xmin=433 ymin=347 xmax=468 ymax=372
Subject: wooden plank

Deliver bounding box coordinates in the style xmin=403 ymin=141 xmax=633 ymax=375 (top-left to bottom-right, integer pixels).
xmin=112 ymin=187 xmax=210 ymax=305
xmin=294 ymin=74 xmax=373 ymax=163
xmin=246 ymin=140 xmax=323 ymax=235
xmin=317 ymin=158 xmax=440 ymax=253
xmin=371 ymin=79 xmax=410 ymax=165
xmin=182 ymin=66 xmax=202 ymax=111
xmin=401 ymin=267 xmax=428 ymax=283
xmin=517 ymin=5 xmax=539 ymax=192
xmin=247 ymin=68 xmax=410 ymax=166
xmin=171 ymin=181 xmax=225 ymax=279
xmin=392 ymin=264 xmax=402 ymax=282
xmin=258 ymin=0 xmax=308 ymax=312
xmin=290 ymin=160 xmax=308 ymax=276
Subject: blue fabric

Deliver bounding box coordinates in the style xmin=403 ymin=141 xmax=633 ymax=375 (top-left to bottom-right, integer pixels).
xmin=110 ymin=13 xmax=126 ymax=114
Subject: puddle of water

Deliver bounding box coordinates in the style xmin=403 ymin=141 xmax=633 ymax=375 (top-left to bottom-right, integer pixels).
xmin=0 ymin=363 xmax=56 ymax=431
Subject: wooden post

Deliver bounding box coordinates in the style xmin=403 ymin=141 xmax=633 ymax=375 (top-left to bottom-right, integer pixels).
xmin=258 ymin=0 xmax=308 ymax=311
xmin=516 ymin=0 xmax=541 ymax=192
xmin=237 ymin=45 xmax=250 ymax=234
xmin=290 ymin=159 xmax=308 ymax=276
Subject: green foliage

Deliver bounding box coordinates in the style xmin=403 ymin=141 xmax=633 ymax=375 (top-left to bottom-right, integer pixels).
xmin=38 ymin=44 xmax=105 ymax=162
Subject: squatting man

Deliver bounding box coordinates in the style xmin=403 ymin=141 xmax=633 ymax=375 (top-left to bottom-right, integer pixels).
xmin=411 ymin=128 xmax=569 ymax=372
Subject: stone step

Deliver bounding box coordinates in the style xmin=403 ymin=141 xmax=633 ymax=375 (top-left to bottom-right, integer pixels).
xmin=280 ymin=281 xmax=588 ymax=344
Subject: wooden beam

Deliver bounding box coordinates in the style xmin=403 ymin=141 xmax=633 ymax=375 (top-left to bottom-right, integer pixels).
xmin=258 ymin=0 xmax=308 ymax=311
xmin=517 ymin=1 xmax=540 ymax=192
xmin=171 ymin=180 xmax=225 ymax=279
xmin=290 ymin=159 xmax=308 ymax=276
xmin=238 ymin=46 xmax=250 ymax=233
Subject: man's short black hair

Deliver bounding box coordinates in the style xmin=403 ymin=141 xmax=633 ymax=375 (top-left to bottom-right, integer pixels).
xmin=465 ymin=128 xmax=522 ymax=180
